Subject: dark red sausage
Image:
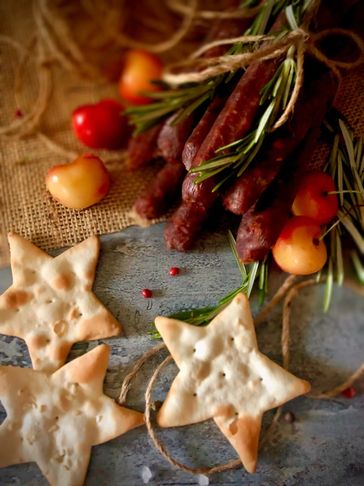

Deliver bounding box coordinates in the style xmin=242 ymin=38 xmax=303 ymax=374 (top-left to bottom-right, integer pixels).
xmin=182 ymin=95 xmax=227 ymax=170
xmin=223 ymin=68 xmax=337 ymax=215
xmin=132 ymin=162 xmax=186 ymax=219
xmin=164 ymin=58 xmax=280 ymax=250
xmin=164 ymin=203 xmax=208 ymax=251
xmin=157 ymin=112 xmax=196 ymax=164
xmin=127 ymin=123 xmax=162 ymax=171
xmin=235 ymin=70 xmax=338 ymax=262
xmin=164 ymin=12 xmax=289 ymax=251
xmin=236 ymin=108 xmax=335 ymax=262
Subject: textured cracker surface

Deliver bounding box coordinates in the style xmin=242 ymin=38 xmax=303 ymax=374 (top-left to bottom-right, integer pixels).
xmin=0 ymin=235 xmax=121 ymax=372
xmin=0 ymin=224 xmax=363 ymax=485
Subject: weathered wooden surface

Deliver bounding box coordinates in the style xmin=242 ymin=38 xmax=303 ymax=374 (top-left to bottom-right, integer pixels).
xmin=0 ymin=223 xmax=363 ymax=486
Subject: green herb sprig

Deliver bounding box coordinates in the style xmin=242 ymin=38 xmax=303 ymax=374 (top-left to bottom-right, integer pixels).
xmin=190 ymin=47 xmax=297 ymax=191
xmin=149 ymin=231 xmax=267 ymax=339
xmin=126 ymin=0 xmax=298 ymax=135
xmin=189 ymin=0 xmax=317 ymax=191
xmin=320 ymin=118 xmax=364 ymax=311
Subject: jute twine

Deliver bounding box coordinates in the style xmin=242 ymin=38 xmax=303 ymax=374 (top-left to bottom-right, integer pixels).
xmin=164 ymin=0 xmax=364 ymax=132
xmin=0 ymin=1 xmax=363 ymax=261
xmin=117 ymin=277 xmax=364 ymax=475
xmin=0 ymin=0 xmax=276 ymax=263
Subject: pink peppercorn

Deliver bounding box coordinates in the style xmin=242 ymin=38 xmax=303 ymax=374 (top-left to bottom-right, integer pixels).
xmin=169 ymin=267 xmax=180 ymax=276
xmin=141 ymin=288 xmax=152 ymax=298
xmin=341 ymin=387 xmax=356 ymax=398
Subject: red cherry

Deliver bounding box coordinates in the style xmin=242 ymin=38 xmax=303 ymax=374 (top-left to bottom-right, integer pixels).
xmin=72 ymin=99 xmax=130 ymax=150
xmin=292 ymin=170 xmax=339 ymax=224
xmin=169 ymin=267 xmax=180 ymax=276
xmin=341 ymin=387 xmax=357 ymax=398
xmin=141 ymin=288 xmax=152 ymax=298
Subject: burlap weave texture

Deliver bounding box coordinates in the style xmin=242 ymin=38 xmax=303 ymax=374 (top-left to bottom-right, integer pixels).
xmin=0 ymin=1 xmax=363 ymax=266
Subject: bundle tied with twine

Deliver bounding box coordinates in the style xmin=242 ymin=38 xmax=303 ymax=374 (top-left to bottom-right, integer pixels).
xmin=163 ymin=0 xmax=364 ymax=131
xmin=117 ymin=276 xmax=364 ymax=475
xmin=0 ymin=0 xmax=363 ymax=265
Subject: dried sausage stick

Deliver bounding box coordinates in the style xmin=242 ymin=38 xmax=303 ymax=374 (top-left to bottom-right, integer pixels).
xmin=223 ymin=68 xmax=336 ymax=215
xmin=127 ymin=123 xmax=163 ymax=171
xmin=132 ymin=162 xmax=186 ymax=219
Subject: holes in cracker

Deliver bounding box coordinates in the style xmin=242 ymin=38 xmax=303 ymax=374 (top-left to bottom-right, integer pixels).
xmin=0 ymin=400 xmax=6 ymax=425
xmin=69 ymin=306 xmax=83 ymax=320
xmin=53 ymin=320 xmax=67 ymax=337
xmin=193 ymin=392 xmax=197 ymax=397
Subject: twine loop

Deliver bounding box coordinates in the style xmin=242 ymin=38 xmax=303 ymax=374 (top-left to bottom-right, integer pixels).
xmin=163 ymin=25 xmax=364 ymax=132
xmin=117 ymin=276 xmax=364 ymax=475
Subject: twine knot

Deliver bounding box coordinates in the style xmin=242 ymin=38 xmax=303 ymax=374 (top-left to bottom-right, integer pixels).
xmin=163 ymin=25 xmax=364 ymax=132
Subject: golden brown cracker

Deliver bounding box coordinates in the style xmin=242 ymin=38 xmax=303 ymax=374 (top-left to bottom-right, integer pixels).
xmin=0 ymin=233 xmax=122 ymax=372
xmin=155 ymin=293 xmax=310 ymax=473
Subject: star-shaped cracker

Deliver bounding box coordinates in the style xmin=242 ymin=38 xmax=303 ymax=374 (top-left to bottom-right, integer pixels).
xmin=0 ymin=233 xmax=121 ymax=371
xmin=155 ymin=293 xmax=311 ymax=473
xmin=0 ymin=344 xmax=144 ymax=485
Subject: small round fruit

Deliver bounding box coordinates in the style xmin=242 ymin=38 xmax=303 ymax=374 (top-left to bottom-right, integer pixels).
xmin=72 ymin=99 xmax=129 ymax=149
xmin=46 ymin=154 xmax=110 ymax=209
xmin=292 ymin=170 xmax=338 ymax=224
xmin=272 ymin=216 xmax=327 ymax=275
xmin=119 ymin=49 xmax=163 ymax=105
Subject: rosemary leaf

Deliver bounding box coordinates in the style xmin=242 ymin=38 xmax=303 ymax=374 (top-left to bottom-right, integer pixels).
xmin=172 ymin=92 xmax=212 ymax=124
xmin=337 ymin=151 xmax=344 ymax=207
xmin=212 ymin=172 xmax=236 ymax=192
xmin=282 ymin=58 xmax=296 ymax=108
xmin=237 ymin=136 xmax=264 ymax=177
xmin=351 ymin=251 xmax=364 ymax=284
xmin=285 ymin=4 xmax=299 ymax=30
xmin=215 ymin=137 xmax=247 ymax=153
xmin=227 ymin=230 xmax=247 ymax=280
xmin=323 ymin=258 xmax=334 ymax=313
xmin=335 ymin=229 xmax=344 ymax=286
xmin=190 ymin=156 xmax=237 ymax=172
xmin=338 ymin=210 xmax=364 ymax=254
xmin=254 ymin=102 xmax=275 ymax=143
xmin=246 ymin=261 xmax=260 ymax=297
xmin=193 ymin=166 xmax=227 ymax=184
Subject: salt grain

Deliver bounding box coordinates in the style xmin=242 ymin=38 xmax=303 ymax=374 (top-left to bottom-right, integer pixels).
xmin=198 ymin=474 xmax=209 ymax=486
xmin=141 ymin=465 xmax=153 ymax=484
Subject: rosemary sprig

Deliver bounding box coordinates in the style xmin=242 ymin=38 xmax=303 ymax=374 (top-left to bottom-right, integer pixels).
xmin=190 ymin=48 xmax=297 ymax=190
xmin=189 ymin=0 xmax=316 ymax=191
xmin=149 ymin=231 xmax=268 ymax=339
xmin=126 ymin=0 xmax=298 ymax=135
xmin=321 ymin=118 xmax=364 ymax=311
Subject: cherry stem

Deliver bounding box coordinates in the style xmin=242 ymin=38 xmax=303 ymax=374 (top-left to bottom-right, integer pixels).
xmin=326 ymin=190 xmax=361 ymax=195
xmin=319 ymin=218 xmax=341 ymax=241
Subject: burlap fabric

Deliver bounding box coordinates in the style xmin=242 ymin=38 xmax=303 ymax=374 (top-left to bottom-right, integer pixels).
xmin=0 ymin=1 xmax=363 ymax=267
